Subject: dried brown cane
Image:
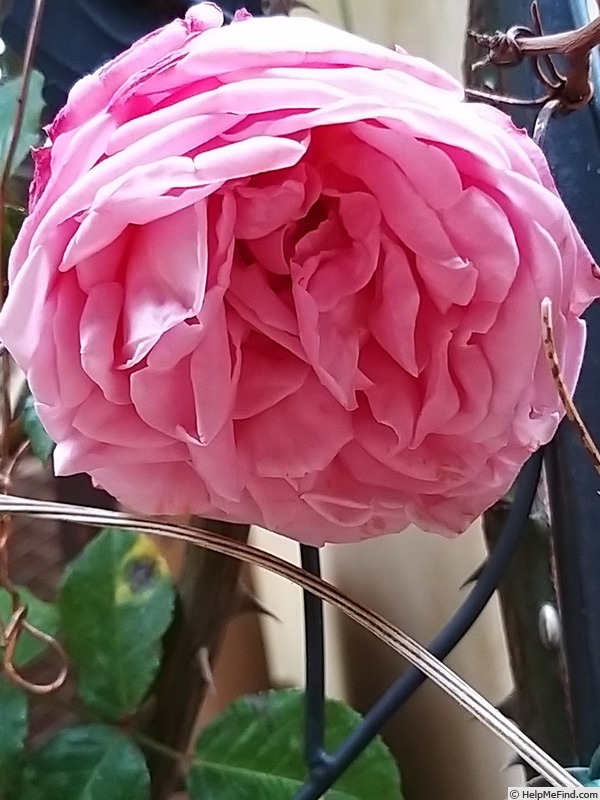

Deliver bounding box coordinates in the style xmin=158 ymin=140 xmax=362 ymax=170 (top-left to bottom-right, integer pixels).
xmin=541 ymin=297 xmax=600 ymax=476
xmin=0 ymin=0 xmax=45 ymax=463
xmin=0 ymin=0 xmax=68 ymax=695
xmin=466 ymin=0 xmax=598 ymax=110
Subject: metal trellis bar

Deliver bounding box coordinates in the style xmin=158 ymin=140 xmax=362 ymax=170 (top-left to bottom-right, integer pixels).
xmin=300 ymin=544 xmax=327 ymax=772
xmin=294 ymin=450 xmax=544 ymax=799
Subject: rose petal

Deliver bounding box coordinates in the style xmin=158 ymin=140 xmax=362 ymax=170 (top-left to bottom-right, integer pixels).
xmin=237 ymin=373 xmax=353 ymax=479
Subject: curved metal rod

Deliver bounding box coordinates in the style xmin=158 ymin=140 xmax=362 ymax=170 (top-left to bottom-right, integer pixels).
xmin=0 ymin=457 xmax=576 ymax=786
xmin=300 ymin=544 xmax=326 ymax=771
xmin=293 ymin=449 xmax=544 ymax=800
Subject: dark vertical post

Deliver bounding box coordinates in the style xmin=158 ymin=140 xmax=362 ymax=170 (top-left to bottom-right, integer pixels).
xmin=300 ymin=544 xmax=326 ymax=771
xmin=293 ymin=452 xmax=544 ymax=800
xmin=467 ymin=0 xmax=600 ymax=765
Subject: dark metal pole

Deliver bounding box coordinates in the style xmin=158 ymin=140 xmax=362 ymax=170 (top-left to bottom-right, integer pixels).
xmin=467 ymin=0 xmax=600 ymax=766
xmin=294 ymin=452 xmax=543 ymax=800
xmin=300 ymin=544 xmax=326 ymax=772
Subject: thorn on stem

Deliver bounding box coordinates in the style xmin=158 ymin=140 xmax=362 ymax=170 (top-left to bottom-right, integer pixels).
xmin=497 ymin=692 xmax=519 ymax=721
xmin=234 ymin=585 xmax=281 ymax=621
xmin=460 ymin=561 xmax=487 ymax=589
xmin=197 ymin=646 xmax=215 ymax=692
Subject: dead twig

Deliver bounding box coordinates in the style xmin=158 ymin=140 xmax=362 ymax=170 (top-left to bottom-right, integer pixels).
xmin=541 ymin=297 xmax=600 ymax=475
xmin=468 ymin=0 xmax=598 ymax=109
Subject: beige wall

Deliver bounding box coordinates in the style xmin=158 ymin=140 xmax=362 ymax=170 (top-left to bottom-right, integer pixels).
xmin=252 ymin=2 xmax=525 ymax=798
xmin=253 ymin=525 xmax=522 ymax=800
xmin=297 ymin=0 xmax=471 ymax=76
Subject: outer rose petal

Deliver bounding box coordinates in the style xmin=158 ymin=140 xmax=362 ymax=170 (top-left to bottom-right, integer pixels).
xmin=0 ymin=6 xmax=598 ymax=545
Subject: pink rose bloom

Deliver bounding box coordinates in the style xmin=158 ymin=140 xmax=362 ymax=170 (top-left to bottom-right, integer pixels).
xmin=1 ymin=4 xmax=597 ymax=545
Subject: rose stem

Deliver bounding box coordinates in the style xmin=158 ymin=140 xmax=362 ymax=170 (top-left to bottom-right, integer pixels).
xmin=0 ymin=0 xmax=45 ymax=470
xmin=0 ymin=0 xmax=46 ymax=665
xmin=143 ymin=519 xmax=250 ymax=800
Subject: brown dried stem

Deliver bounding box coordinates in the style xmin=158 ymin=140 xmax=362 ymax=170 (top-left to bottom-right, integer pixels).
xmin=0 ymin=0 xmax=68 ymax=697
xmin=0 ymin=0 xmax=45 ymax=466
xmin=469 ymin=2 xmax=600 ymax=108
xmin=541 ymin=297 xmax=600 ymax=474
xmin=146 ymin=520 xmax=250 ymax=800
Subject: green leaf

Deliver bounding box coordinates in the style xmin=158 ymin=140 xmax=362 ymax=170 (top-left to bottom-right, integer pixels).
xmin=18 ymin=724 xmax=150 ymax=800
xmin=0 ymin=586 xmax=59 ymax=667
xmin=572 ymin=766 xmax=600 ymax=787
xmin=589 ymin=744 xmax=600 ymax=781
xmin=0 ymin=675 xmax=28 ymax=799
xmin=18 ymin=388 xmax=54 ymax=462
xmin=187 ymin=689 xmax=403 ymax=800
xmin=0 ymin=70 xmax=44 ymax=177
xmin=58 ymin=529 xmax=175 ymax=720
